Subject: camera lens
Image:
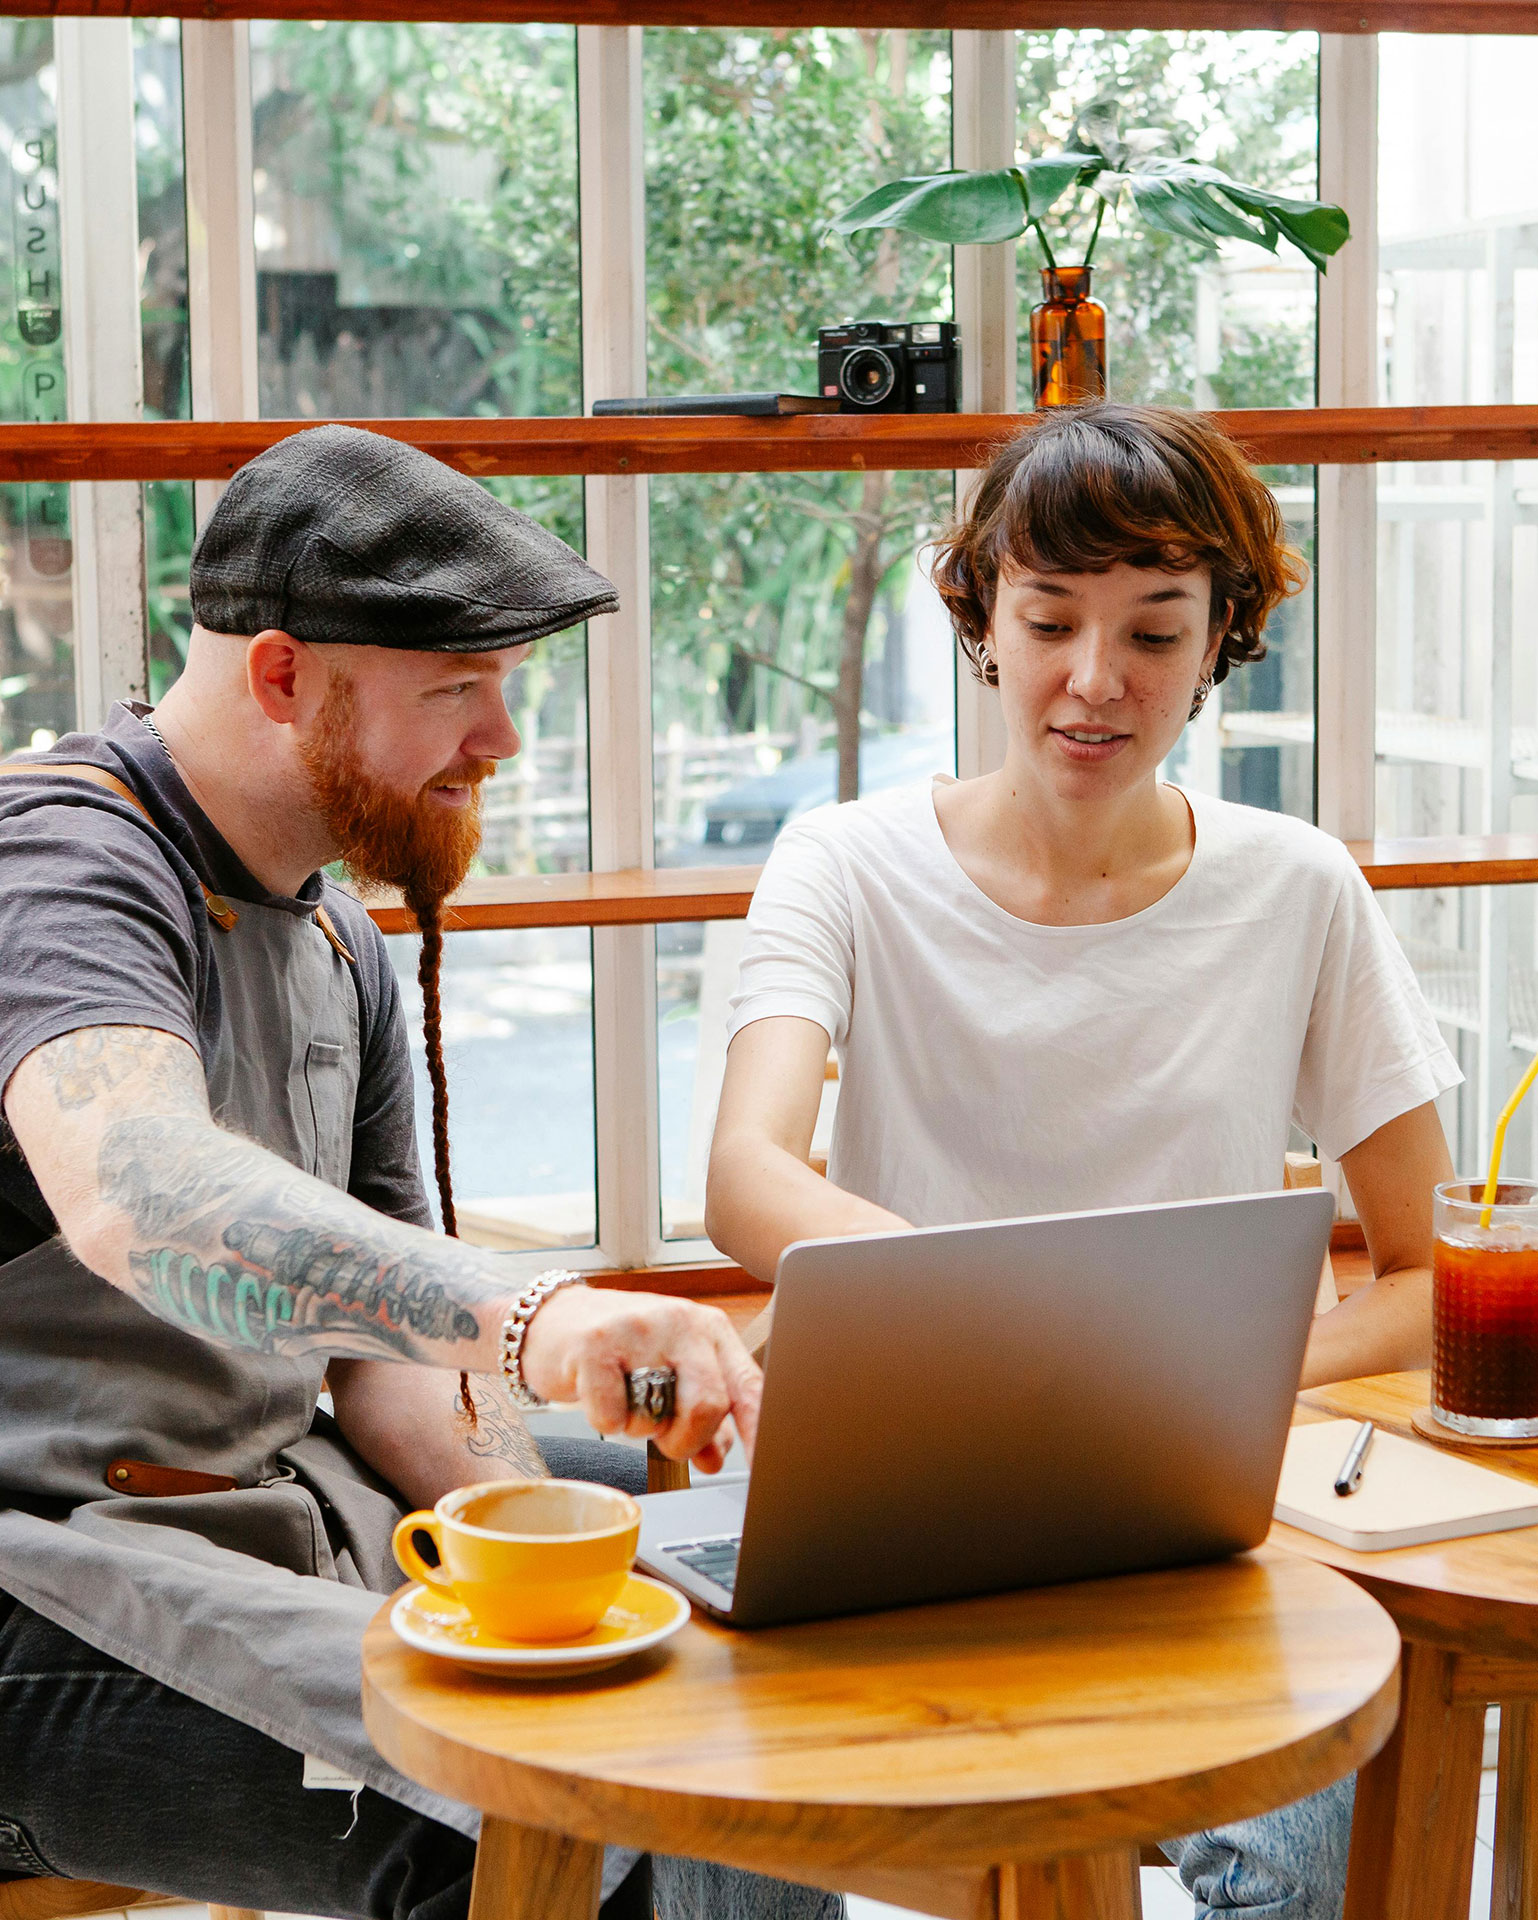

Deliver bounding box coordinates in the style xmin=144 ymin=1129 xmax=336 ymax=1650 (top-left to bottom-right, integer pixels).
xmin=840 ymin=346 xmax=896 ymax=407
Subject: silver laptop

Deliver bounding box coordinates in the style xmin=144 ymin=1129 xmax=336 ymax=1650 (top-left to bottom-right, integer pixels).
xmin=638 ymin=1188 xmax=1333 ymax=1627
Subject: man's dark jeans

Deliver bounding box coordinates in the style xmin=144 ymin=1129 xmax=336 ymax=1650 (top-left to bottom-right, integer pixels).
xmin=0 ymin=1437 xmax=659 ymax=1920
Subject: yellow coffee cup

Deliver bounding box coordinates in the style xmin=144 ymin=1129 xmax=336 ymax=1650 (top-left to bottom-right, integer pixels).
xmin=392 ymin=1478 xmax=641 ymax=1643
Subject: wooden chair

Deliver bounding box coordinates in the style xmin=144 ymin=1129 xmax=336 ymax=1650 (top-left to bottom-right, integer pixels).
xmin=647 ymin=1439 xmax=691 ymax=1494
xmin=0 ymin=1883 xmax=257 ymax=1920
xmin=1283 ymin=1151 xmax=1340 ymax=1313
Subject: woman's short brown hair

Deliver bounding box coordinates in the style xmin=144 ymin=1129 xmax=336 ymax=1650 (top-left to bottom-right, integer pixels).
xmin=931 ymin=402 xmax=1307 ymax=689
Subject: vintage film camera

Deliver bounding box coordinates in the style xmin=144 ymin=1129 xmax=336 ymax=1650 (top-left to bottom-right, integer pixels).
xmin=817 ymin=321 xmax=960 ymax=414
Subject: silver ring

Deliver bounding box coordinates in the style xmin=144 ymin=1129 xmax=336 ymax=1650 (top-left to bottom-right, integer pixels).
xmin=625 ymin=1366 xmax=677 ymax=1424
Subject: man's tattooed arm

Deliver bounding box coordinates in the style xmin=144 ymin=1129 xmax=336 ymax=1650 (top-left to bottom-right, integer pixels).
xmin=34 ymin=1024 xmax=209 ymax=1112
xmin=5 ymin=1025 xmax=515 ymax=1371
xmin=6 ymin=1022 xmax=762 ymax=1471
xmin=459 ymin=1376 xmax=550 ymax=1477
xmin=326 ymin=1359 xmax=548 ymax=1506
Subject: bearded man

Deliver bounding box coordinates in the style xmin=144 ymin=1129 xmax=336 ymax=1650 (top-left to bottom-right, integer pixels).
xmin=0 ymin=427 xmax=831 ymax=1920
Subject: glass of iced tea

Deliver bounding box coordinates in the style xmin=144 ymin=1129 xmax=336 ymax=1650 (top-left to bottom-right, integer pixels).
xmin=1433 ymin=1180 xmax=1538 ymax=1438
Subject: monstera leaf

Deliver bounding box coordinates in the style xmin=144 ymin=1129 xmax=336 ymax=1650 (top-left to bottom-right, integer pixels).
xmin=832 ymin=97 xmax=1348 ymax=272
xmin=831 ymin=157 xmax=1097 ymax=246
xmin=831 ymin=169 xmax=1027 ymax=244
xmin=1100 ymin=155 xmax=1350 ymax=272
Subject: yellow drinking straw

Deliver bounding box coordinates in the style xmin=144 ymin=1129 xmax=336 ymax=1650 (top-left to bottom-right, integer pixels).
xmin=1480 ymin=1043 xmax=1538 ymax=1226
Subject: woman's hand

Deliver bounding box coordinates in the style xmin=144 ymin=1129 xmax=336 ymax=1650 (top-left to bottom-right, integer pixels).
xmin=519 ymin=1284 xmax=762 ymax=1472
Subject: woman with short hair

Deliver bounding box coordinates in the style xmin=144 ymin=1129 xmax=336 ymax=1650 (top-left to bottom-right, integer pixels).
xmin=705 ymin=401 xmax=1459 ymax=1920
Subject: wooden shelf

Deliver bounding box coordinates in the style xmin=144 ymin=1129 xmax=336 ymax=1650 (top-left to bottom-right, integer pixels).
xmin=364 ymin=839 xmax=1538 ymax=935
xmin=5 ymin=405 xmax=1538 ymax=485
xmin=590 ymin=1262 xmax=768 ymax=1298
xmin=13 ymin=0 xmax=1538 ymax=31
xmin=361 ymin=864 xmax=760 ymax=935
xmin=1349 ymin=835 xmax=1538 ymax=892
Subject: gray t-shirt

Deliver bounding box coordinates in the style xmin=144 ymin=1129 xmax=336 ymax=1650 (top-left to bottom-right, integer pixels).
xmin=0 ymin=702 xmax=431 ymax=1260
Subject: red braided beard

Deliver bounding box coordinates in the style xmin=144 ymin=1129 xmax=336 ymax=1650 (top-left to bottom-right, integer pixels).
xmin=299 ymin=669 xmax=497 ymax=1426
xmin=298 ymin=670 xmax=494 ymax=926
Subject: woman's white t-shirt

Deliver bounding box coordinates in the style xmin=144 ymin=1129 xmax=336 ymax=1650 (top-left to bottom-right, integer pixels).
xmin=726 ymin=780 xmax=1462 ymax=1227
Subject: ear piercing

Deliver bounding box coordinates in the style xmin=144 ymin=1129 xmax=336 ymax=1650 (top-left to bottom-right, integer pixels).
xmin=1188 ymin=674 xmax=1215 ymax=722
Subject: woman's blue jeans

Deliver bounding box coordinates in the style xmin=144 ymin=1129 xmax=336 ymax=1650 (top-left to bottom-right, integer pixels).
xmin=1162 ymin=1778 xmax=1356 ymax=1919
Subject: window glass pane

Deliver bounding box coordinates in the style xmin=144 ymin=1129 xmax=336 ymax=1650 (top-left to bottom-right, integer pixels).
xmin=250 ymin=21 xmax=588 ymax=878
xmin=1013 ymin=33 xmax=1319 ymax=820
xmin=252 ymin=22 xmax=579 ymax=419
xmin=137 ymin=20 xmax=187 ymax=422
xmin=651 ymin=468 xmax=957 ymax=864
xmin=1013 ymin=31 xmax=1319 ymax=410
xmin=388 ymin=926 xmax=596 ymax=1249
xmin=145 ymin=477 xmax=195 ymax=701
xmin=0 ymin=21 xmax=72 ymax=754
xmin=252 ymin=25 xmax=595 ymax=1242
xmin=645 ymin=28 xmax=953 ymax=1237
xmin=1384 ymin=885 xmax=1523 ymax=1180
xmin=1376 ymin=35 xmax=1538 ymax=1167
xmin=645 ymin=28 xmax=951 ymax=396
xmin=1161 ymin=469 xmax=1315 ymax=821
xmin=135 ymin=19 xmax=194 ymax=699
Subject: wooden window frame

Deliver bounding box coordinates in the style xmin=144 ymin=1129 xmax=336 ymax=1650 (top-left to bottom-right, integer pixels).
xmin=356 ymin=837 xmax=1538 ymax=940
xmin=19 ymin=4 xmax=1538 ymax=33
xmin=41 ymin=16 xmax=1537 ymax=1278
xmin=5 ymin=404 xmax=1538 ymax=479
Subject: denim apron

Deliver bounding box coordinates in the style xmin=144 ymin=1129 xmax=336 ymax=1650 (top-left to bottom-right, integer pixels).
xmin=0 ymin=803 xmax=476 ymax=1839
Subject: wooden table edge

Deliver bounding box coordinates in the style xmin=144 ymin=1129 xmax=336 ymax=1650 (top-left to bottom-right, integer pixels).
xmin=1268 ymin=1520 xmax=1538 ymax=1664
xmin=1276 ymin=1375 xmax=1538 ymax=1654
xmin=360 ymin=1580 xmax=1401 ymax=1876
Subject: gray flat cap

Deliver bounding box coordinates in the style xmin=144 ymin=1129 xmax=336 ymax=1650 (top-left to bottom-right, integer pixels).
xmin=190 ymin=424 xmax=619 ymax=649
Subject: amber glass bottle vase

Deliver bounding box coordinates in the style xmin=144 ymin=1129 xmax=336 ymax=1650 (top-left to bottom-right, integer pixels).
xmin=1030 ymin=267 xmax=1107 ymax=408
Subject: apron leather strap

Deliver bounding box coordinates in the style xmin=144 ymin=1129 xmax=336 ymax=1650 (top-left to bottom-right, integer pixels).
xmin=0 ymin=761 xmax=239 ymax=931
xmin=15 ymin=763 xmax=359 ymax=966
xmin=313 ymin=902 xmax=356 ymax=964
xmin=106 ymin=1457 xmax=238 ymax=1497
xmin=1 ymin=756 xmax=363 ymax=981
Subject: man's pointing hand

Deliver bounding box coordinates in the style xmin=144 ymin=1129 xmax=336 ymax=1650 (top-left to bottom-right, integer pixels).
xmin=519 ymin=1286 xmax=762 ymax=1475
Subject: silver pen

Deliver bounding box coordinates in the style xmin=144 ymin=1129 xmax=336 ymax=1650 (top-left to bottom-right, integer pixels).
xmin=1333 ymin=1420 xmax=1375 ymax=1497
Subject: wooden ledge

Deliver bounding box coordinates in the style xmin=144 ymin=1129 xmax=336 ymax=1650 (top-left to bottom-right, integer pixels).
xmin=1349 ymin=835 xmax=1538 ymax=891
xmin=589 ymin=1261 xmax=767 ymax=1296
xmin=361 ymin=865 xmax=759 ymax=935
xmin=364 ymin=838 xmax=1538 ymax=936
xmin=13 ymin=0 xmax=1538 ymax=31
xmin=5 ymin=405 xmax=1538 ymax=484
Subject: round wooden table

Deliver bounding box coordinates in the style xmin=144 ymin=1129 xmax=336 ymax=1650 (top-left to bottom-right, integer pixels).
xmin=363 ymin=1546 xmax=1398 ymax=1920
xmin=1281 ymin=1371 xmax=1538 ymax=1920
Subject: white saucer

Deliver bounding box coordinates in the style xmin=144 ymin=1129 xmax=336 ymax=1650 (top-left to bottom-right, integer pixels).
xmin=390 ymin=1572 xmax=690 ymax=1677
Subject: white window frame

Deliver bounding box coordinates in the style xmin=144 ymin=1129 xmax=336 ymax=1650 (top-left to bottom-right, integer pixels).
xmin=578 ymin=24 xmax=663 ymax=1271
xmin=953 ymin=28 xmax=1015 ymax=783
xmin=1313 ymin=33 xmax=1380 ymax=1206
xmin=56 ymin=18 xmax=1390 ymax=1273
xmin=57 ymin=17 xmax=149 ymax=728
xmin=182 ymin=19 xmax=259 ymax=528
xmin=1316 ymin=32 xmax=1379 ymax=846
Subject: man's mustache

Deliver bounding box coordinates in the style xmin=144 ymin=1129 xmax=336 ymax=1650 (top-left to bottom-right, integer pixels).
xmin=426 ymin=759 xmax=499 ymax=793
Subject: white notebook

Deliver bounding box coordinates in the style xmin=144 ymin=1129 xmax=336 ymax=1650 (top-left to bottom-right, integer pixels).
xmin=1274 ymin=1419 xmax=1538 ymax=1551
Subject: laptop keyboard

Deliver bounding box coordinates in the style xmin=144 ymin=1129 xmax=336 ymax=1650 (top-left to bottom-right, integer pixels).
xmin=664 ymin=1534 xmax=741 ymax=1593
